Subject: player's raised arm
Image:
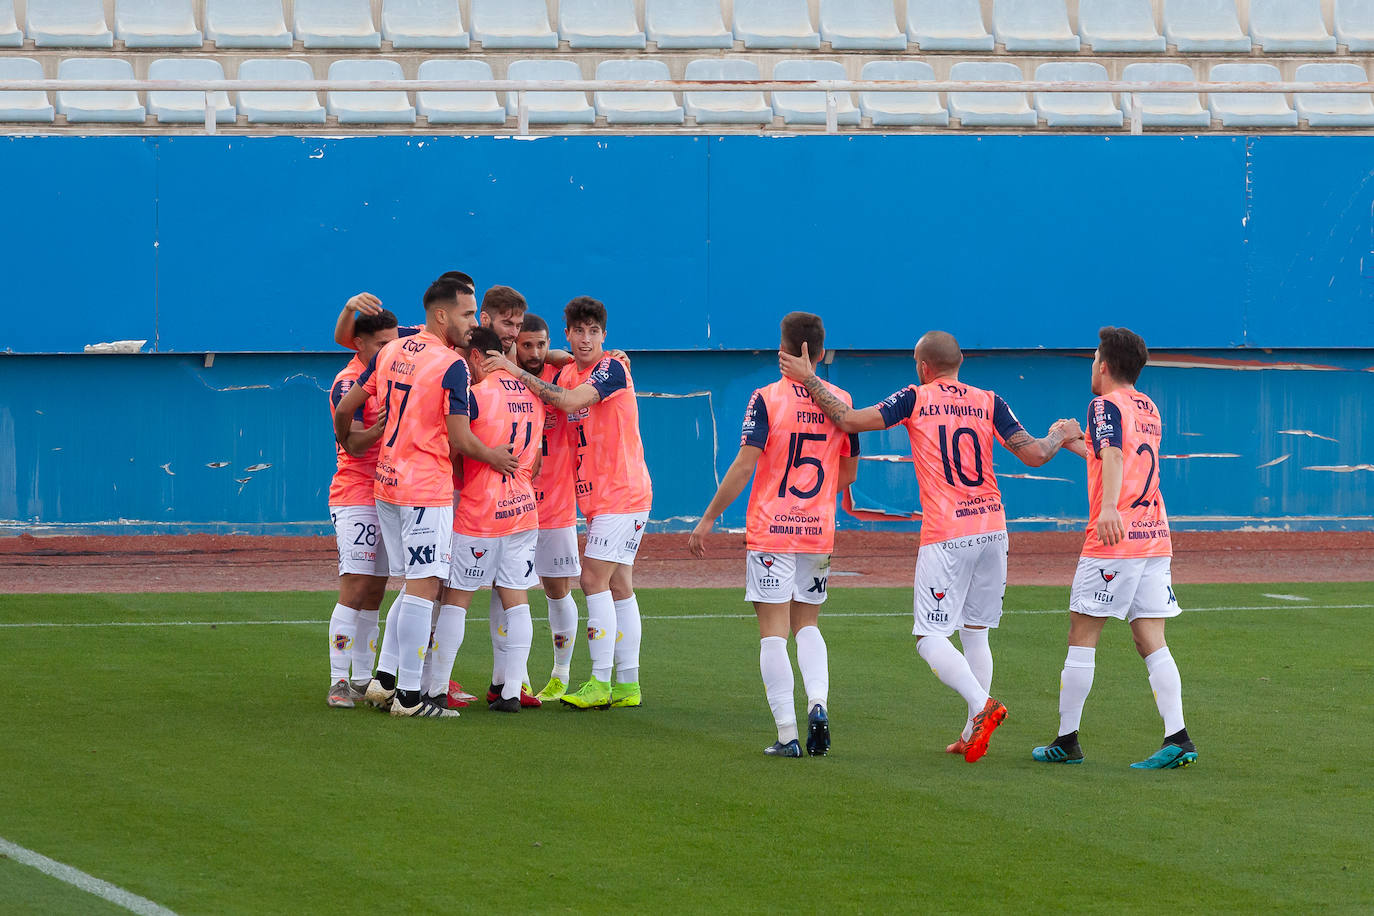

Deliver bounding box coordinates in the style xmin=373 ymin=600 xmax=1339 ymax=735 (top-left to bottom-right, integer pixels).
xmin=688 ymin=445 xmax=764 ymax=558
xmin=481 ymin=351 xmax=605 ymax=413
xmin=778 ymin=343 xmax=887 ymax=434
xmin=998 ymin=398 xmax=1083 ymax=468
xmin=333 ymin=292 xmax=384 ymax=350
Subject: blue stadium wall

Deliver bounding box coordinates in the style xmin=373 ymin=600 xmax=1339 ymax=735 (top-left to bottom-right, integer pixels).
xmin=2 ymin=135 xmax=1370 ymax=534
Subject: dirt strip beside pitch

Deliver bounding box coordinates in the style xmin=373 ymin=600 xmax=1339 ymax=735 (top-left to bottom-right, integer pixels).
xmin=1 ymin=531 xmax=1370 ymax=595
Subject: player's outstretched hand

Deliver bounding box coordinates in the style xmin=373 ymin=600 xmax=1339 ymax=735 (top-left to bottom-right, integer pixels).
xmin=1052 ymin=417 xmax=1083 ymax=440
xmin=482 ymin=350 xmax=518 ymax=377
xmin=608 ymin=348 xmax=632 ymax=370
xmin=779 ymin=342 xmax=813 ymax=382
xmin=688 ymin=518 xmax=713 ymax=558
xmin=1098 ymin=505 xmax=1125 ymax=546
xmin=347 ymin=292 xmax=383 ymax=315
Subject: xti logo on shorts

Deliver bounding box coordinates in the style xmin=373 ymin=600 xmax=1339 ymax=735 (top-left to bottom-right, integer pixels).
xmin=408 ymin=545 xmax=436 ymax=566
xmin=1167 ymin=585 xmax=1177 ymax=604
xmin=807 ymin=577 xmax=827 ymax=594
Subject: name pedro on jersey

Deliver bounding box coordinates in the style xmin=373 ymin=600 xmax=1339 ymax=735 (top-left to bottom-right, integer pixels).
xmin=770 ymin=510 xmax=823 ymax=537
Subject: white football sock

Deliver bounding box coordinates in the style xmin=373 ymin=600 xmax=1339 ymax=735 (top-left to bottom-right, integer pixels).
xmin=1144 ymin=646 xmax=1186 ymax=736
xmin=584 ymin=590 xmax=616 ymax=681
xmin=613 ymin=593 xmax=642 ymax=684
xmin=794 ymin=625 xmax=829 ymax=709
xmin=328 ymin=604 xmax=357 ymax=681
xmin=424 ymin=603 xmax=467 ymax=697
xmin=917 ymin=635 xmax=989 ymax=720
xmin=352 ymin=609 xmax=379 ymax=685
xmin=395 ymin=593 xmax=433 ymax=693
xmin=377 ymin=586 xmax=405 ymax=676
xmin=420 ymin=603 xmax=440 ymax=695
xmin=1059 ymin=645 xmax=1096 ymax=736
xmin=959 ymin=627 xmax=993 ymax=691
xmin=502 ymin=604 xmax=533 ymax=701
xmin=547 ymin=593 xmax=578 ymax=679
xmin=760 ymin=636 xmax=798 ymax=744
xmin=488 ymin=590 xmax=507 ymax=686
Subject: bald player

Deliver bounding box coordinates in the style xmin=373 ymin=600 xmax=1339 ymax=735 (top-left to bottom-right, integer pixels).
xmin=782 ymin=330 xmax=1079 ymax=762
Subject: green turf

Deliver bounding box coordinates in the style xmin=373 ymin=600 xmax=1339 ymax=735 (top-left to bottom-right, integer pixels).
xmin=2 ymin=583 xmax=1372 ymax=914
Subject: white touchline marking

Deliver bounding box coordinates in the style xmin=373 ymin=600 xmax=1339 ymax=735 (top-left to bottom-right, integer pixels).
xmin=1 ymin=604 xmax=1370 ymax=629
xmin=1261 ymin=594 xmax=1311 ymax=601
xmin=0 ymin=836 xmax=178 ymax=916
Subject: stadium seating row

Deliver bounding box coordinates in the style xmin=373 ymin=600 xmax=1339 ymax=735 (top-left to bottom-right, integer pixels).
xmin=1 ymin=0 xmax=1371 ymax=54
xmin=3 ymin=54 xmax=1369 ymax=127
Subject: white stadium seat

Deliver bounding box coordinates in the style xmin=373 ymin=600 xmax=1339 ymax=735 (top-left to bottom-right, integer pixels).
xmin=148 ymin=58 xmax=236 ymax=124
xmin=471 ymin=0 xmax=559 ymax=49
xmin=1294 ymin=62 xmax=1374 ymax=127
xmin=27 ymin=0 xmax=113 ymax=48
xmin=236 ymin=58 xmax=326 ymax=124
xmin=1335 ymin=0 xmax=1374 ymax=51
xmin=733 ymin=0 xmax=820 ymax=50
xmin=645 ymin=0 xmax=731 ymax=49
xmin=560 ymin=0 xmax=646 ymax=49
xmin=819 ymin=0 xmax=906 ymax=51
xmin=0 ymin=57 xmax=55 ymax=122
xmin=948 ymin=60 xmax=1037 ymax=127
xmin=1164 ymin=0 xmax=1252 ymax=52
xmin=993 ymin=0 xmax=1081 ymax=52
xmin=594 ymin=59 xmax=684 ymax=124
xmin=1249 ymin=0 xmax=1337 ymax=53
xmin=206 ymin=0 xmax=291 ymax=49
xmin=327 ymin=59 xmax=416 ymax=124
xmin=1208 ymin=63 xmax=1298 ymax=128
xmin=907 ymin=0 xmax=992 ymax=50
xmin=1034 ymin=61 xmax=1123 ymax=127
xmin=293 ymin=0 xmax=381 ymax=49
xmin=771 ymin=59 xmax=860 ymax=126
xmin=382 ymin=0 xmax=470 ymax=49
xmin=1078 ymin=0 xmax=1166 ymax=52
xmin=115 ymin=0 xmax=202 ymax=48
xmin=505 ymin=59 xmax=595 ymax=124
xmin=683 ymin=58 xmax=773 ymax=124
xmin=0 ymin=0 xmax=20 ymax=46
xmin=1118 ymin=62 xmax=1211 ymax=128
xmin=416 ymin=59 xmax=506 ymax=124
xmin=859 ymin=60 xmax=949 ymax=127
xmin=56 ymin=57 xmax=145 ymax=122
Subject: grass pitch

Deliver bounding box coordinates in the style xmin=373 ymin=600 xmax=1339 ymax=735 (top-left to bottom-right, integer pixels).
xmin=2 ymin=582 xmax=1372 ymax=913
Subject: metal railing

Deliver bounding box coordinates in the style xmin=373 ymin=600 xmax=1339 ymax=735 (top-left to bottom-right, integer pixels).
xmin=2 ymin=78 xmax=1370 ymax=134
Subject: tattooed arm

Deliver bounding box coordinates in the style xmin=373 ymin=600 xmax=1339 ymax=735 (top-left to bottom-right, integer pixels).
xmin=777 ymin=343 xmax=888 ymax=434
xmin=481 ymin=351 xmax=603 ymax=412
xmin=1003 ymin=417 xmax=1082 ymax=468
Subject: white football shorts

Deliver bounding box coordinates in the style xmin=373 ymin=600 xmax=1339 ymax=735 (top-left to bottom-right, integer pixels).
xmin=376 ymin=501 xmax=453 ymax=581
xmin=448 ymin=528 xmax=539 ymax=592
xmin=535 ymin=525 xmax=581 ymax=578
xmin=745 ymin=551 xmax=832 ymax=606
xmin=912 ymin=530 xmax=1008 ymax=637
xmin=330 ymin=504 xmax=390 ymax=578
xmin=583 ymin=511 xmax=648 ymax=566
xmin=1069 ymin=556 xmax=1180 ymax=621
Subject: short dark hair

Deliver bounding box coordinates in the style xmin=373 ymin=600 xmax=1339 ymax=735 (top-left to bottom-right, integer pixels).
xmin=564 ymin=296 xmax=607 ymax=331
xmin=423 ymin=276 xmax=473 ymax=310
xmin=482 ymin=285 xmax=527 ymax=318
xmin=438 ymin=270 xmax=474 ymax=288
xmin=353 ymin=308 xmax=398 ymax=337
xmin=1098 ymin=326 xmax=1149 ymax=384
xmin=520 ymin=313 xmax=549 ymax=336
xmin=467 ymin=326 xmax=504 ymax=356
xmin=779 ymin=311 xmax=824 ymax=358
